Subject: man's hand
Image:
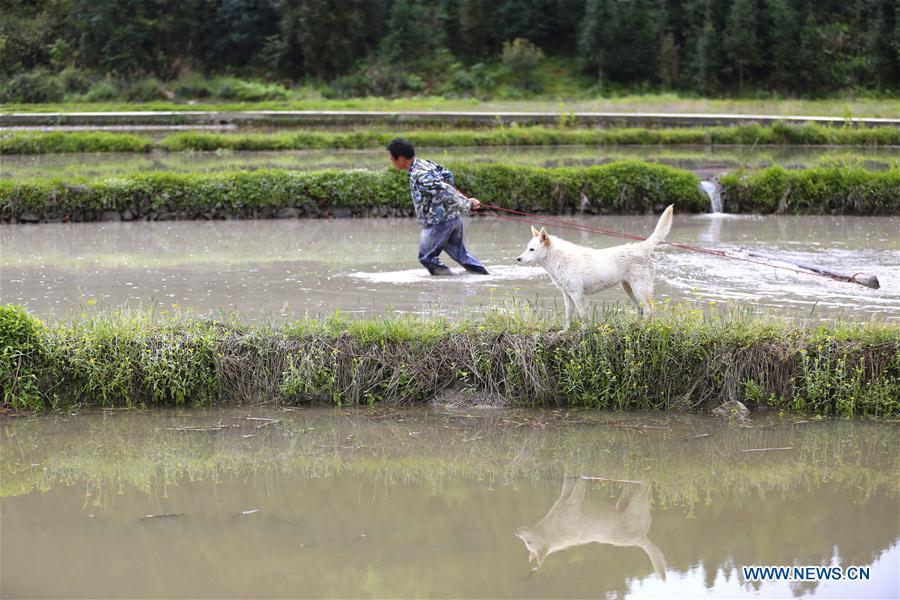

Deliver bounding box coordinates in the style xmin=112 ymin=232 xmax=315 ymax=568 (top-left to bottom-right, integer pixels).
xmin=468 ymin=197 xmax=481 ymax=210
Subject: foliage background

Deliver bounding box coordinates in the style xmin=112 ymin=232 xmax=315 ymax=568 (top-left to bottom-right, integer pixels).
xmin=2 ymin=0 xmax=897 ymax=103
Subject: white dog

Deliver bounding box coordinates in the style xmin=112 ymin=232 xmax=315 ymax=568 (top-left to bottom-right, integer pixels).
xmin=515 ymin=478 xmax=666 ymax=578
xmin=516 ymin=205 xmax=674 ymax=325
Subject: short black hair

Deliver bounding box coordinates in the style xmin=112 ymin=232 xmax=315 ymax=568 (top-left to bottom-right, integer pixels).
xmin=387 ymin=138 xmax=415 ymax=159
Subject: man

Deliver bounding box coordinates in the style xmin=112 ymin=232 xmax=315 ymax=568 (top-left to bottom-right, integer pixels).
xmin=387 ymin=138 xmax=489 ymax=276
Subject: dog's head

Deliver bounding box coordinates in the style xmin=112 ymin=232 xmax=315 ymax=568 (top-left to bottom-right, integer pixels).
xmin=516 ymin=226 xmax=551 ymax=264
xmin=515 ymin=526 xmax=549 ymax=570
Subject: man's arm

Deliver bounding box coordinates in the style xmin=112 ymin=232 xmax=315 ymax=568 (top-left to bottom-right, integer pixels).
xmin=417 ymin=171 xmax=471 ymax=211
xmin=436 ymin=164 xmax=481 ymax=210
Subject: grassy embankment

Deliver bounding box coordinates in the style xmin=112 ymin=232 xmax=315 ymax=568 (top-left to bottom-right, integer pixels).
xmin=2 ymin=304 xmax=897 ymax=417
xmin=4 ymin=147 xmax=898 ymax=182
xmin=2 ymin=162 xmax=897 ymax=223
xmin=0 ymin=161 xmax=707 ymax=222
xmin=4 ymin=94 xmax=900 ymax=116
xmin=3 ymin=124 xmax=900 ymax=155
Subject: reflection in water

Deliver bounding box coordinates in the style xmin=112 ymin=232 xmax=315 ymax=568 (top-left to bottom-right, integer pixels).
xmin=694 ymin=212 xmax=739 ymax=244
xmin=516 ymin=478 xmax=666 ymax=579
xmin=1 ymin=408 xmax=897 ymax=598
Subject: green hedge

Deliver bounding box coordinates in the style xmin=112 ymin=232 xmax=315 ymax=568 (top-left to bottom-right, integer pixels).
xmin=0 ymin=131 xmax=153 ymax=154
xmin=3 ymin=123 xmax=899 ymax=155
xmin=0 ymin=161 xmax=706 ymax=222
xmin=3 ymin=305 xmax=897 ymax=417
xmin=165 ymin=123 xmax=895 ymax=152
xmin=721 ymin=165 xmax=900 ymax=214
xmin=4 ymin=161 xmax=897 ymax=222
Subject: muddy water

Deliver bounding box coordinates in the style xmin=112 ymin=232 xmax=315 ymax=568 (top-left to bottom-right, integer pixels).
xmin=2 ymin=215 xmax=898 ymax=322
xmin=1 ymin=408 xmax=897 ymax=598
xmin=2 ymin=145 xmax=897 ymax=179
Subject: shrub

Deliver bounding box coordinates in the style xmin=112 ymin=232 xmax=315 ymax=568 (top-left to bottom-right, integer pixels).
xmin=404 ymin=74 xmax=425 ymax=92
xmin=58 ymin=67 xmax=92 ymax=95
xmin=501 ymin=38 xmax=545 ymax=91
xmin=501 ymin=38 xmax=545 ymax=72
xmin=0 ymin=68 xmax=65 ymax=103
xmin=123 ymin=77 xmax=163 ymax=102
xmin=721 ymin=165 xmax=900 ymax=214
xmin=0 ymin=305 xmax=45 ymax=409
xmin=212 ymin=77 xmax=288 ymax=101
xmin=84 ymin=79 xmax=121 ymax=102
xmin=170 ymin=74 xmax=215 ymax=99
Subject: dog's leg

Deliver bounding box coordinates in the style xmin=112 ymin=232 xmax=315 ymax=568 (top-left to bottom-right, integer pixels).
xmin=570 ymin=292 xmax=589 ymax=327
xmin=630 ymin=279 xmax=654 ymax=317
xmin=562 ymin=293 xmax=574 ymax=328
xmin=621 ymin=281 xmax=642 ymax=313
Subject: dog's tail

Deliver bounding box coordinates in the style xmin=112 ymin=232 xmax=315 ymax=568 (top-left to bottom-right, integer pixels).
xmin=643 ymin=205 xmax=674 ymax=248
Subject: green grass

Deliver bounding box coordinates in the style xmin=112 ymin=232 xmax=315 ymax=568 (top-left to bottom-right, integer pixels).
xmin=4 ymin=123 xmax=898 ymax=155
xmin=4 ymin=94 xmax=899 ymax=117
xmin=3 ymin=304 xmax=898 ymax=417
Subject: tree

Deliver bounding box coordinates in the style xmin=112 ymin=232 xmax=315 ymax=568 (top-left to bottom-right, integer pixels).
xmin=689 ymin=0 xmax=723 ymax=94
xmin=287 ymin=0 xmax=381 ymax=79
xmin=764 ymin=0 xmax=800 ymax=91
xmin=658 ymin=32 xmax=680 ymax=89
xmin=798 ymin=11 xmax=822 ymax=94
xmin=457 ymin=0 xmax=496 ymax=60
xmin=578 ymin=0 xmax=618 ymax=88
xmin=496 ymin=0 xmax=556 ymax=51
xmin=213 ymin=0 xmax=279 ymax=71
xmin=857 ymin=0 xmax=896 ymax=90
xmin=72 ymin=0 xmax=157 ymax=76
xmin=611 ymin=0 xmax=664 ymax=83
xmin=723 ymin=0 xmax=761 ymax=92
xmin=0 ymin=0 xmax=74 ymax=76
xmin=379 ymin=0 xmax=447 ymax=65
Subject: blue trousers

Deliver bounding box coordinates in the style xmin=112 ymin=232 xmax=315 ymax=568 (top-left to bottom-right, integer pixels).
xmin=418 ymin=216 xmax=488 ymax=275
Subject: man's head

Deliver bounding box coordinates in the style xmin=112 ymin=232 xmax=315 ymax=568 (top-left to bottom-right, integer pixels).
xmin=387 ymin=138 xmax=415 ymax=170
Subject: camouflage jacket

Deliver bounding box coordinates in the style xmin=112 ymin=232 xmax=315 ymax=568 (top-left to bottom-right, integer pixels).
xmin=407 ymin=158 xmax=471 ymax=226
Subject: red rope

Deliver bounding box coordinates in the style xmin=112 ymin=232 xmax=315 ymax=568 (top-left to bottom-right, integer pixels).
xmin=480 ymin=203 xmax=860 ymax=284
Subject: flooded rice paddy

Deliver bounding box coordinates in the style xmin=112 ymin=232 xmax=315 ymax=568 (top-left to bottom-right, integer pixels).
xmin=3 ymin=145 xmax=898 ymax=180
xmin=2 ymin=215 xmax=898 ymax=323
xmin=1 ymin=407 xmax=897 ymax=598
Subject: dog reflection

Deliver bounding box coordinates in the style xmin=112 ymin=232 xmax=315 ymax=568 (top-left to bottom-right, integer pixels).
xmin=515 ymin=478 xmax=666 ymax=579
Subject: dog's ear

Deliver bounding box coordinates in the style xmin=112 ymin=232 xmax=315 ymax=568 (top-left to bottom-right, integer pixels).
xmin=539 ymin=227 xmax=550 ymax=247
xmin=531 ymin=225 xmax=540 ymax=237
